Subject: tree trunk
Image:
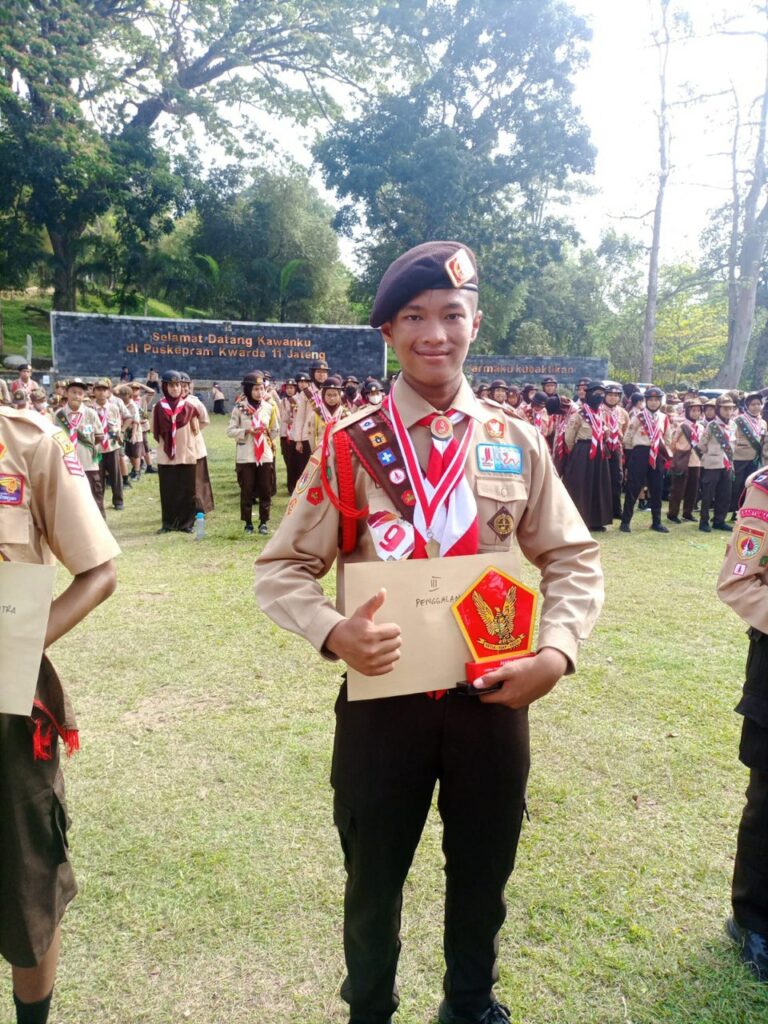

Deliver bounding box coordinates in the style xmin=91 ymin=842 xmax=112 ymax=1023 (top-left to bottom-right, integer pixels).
xmin=47 ymin=227 xmax=79 ymax=311
xmin=640 ymin=0 xmax=671 ymax=383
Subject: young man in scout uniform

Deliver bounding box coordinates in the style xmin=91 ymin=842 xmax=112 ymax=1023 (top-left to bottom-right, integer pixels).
xmin=619 ymin=385 xmax=671 ymax=534
xmin=256 ymin=241 xmax=604 ymax=1024
xmin=717 ymin=468 xmax=768 ymax=983
xmin=698 ymin=394 xmax=736 ymax=533
xmin=0 ymin=402 xmax=119 ymax=1024
xmin=55 ymin=379 xmax=106 ymax=515
xmin=91 ymin=378 xmax=129 ymax=511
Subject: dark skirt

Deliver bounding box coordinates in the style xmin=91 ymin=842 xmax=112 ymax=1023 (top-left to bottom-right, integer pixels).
xmin=562 ymin=440 xmax=613 ymax=529
xmin=195 ymin=457 xmax=215 ymax=513
xmin=158 ymin=463 xmax=198 ymax=530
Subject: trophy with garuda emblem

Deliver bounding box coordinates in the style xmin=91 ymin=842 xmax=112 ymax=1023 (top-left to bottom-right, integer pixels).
xmin=451 ymin=566 xmax=537 ymax=695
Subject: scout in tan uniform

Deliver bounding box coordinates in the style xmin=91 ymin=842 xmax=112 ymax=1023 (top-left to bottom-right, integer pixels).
xmin=304 ymin=374 xmax=349 ymax=450
xmin=91 ymin=378 xmax=129 ymax=511
xmin=619 ymin=386 xmax=671 ymax=533
xmin=562 ymin=381 xmax=612 ymax=531
xmin=294 ymin=360 xmax=330 ymax=470
xmin=0 ymin=406 xmax=119 ymax=1024
xmin=9 ymin=364 xmax=36 ymax=399
xmin=228 ymin=373 xmax=280 ymax=534
xmin=717 ymin=468 xmax=768 ymax=982
xmin=698 ymin=394 xmax=736 ymax=532
xmin=256 ymin=241 xmax=604 ymax=1024
xmin=667 ymin=398 xmax=703 ymax=523
xmin=179 ymin=372 xmax=215 ymax=515
xmin=279 ymin=378 xmax=302 ymax=493
xmin=152 ymin=370 xmax=200 ymax=533
xmin=603 ymin=383 xmax=628 ymax=519
xmin=730 ymin=394 xmax=766 ymax=520
xmin=55 ymin=380 xmax=105 ymax=516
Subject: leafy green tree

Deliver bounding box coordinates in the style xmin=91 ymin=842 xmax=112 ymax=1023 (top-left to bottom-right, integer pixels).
xmin=0 ymin=0 xmax=408 ymax=310
xmin=316 ymin=0 xmax=594 ymax=344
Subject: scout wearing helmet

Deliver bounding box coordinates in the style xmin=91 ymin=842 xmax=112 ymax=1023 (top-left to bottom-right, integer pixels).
xmin=256 ymin=240 xmax=604 ymax=1024
xmin=667 ymin=397 xmax=703 ymax=524
xmin=730 ymin=393 xmax=766 ymax=521
xmin=619 ymin=385 xmax=672 ymax=534
xmin=697 ymin=394 xmax=736 ymax=532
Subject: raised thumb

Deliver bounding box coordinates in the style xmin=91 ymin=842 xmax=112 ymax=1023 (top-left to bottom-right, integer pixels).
xmin=354 ymin=588 xmax=386 ymax=622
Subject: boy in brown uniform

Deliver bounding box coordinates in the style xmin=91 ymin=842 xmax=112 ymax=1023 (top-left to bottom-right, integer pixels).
xmin=717 ymin=468 xmax=768 ymax=982
xmin=255 ymin=241 xmax=604 ymax=1024
xmin=0 ymin=405 xmax=119 ymax=1024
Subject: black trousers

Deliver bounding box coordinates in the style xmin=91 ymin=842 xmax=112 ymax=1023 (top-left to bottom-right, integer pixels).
xmin=732 ymin=630 xmax=768 ymax=937
xmin=731 ymin=458 xmax=759 ymax=513
xmin=98 ymin=449 xmax=124 ymax=508
xmin=668 ymin=466 xmax=700 ymax=519
xmin=607 ymin=449 xmax=623 ymax=519
xmin=235 ymin=463 xmax=272 ymax=524
xmin=621 ymin=445 xmax=663 ymax=526
xmin=700 ymin=467 xmax=731 ymax=526
xmin=331 ymin=684 xmax=529 ymax=1024
xmin=281 ymin=438 xmax=303 ymax=493
xmin=85 ymin=468 xmax=105 ymax=518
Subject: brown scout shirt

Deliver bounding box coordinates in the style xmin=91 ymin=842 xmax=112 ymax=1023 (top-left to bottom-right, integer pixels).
xmin=256 ymin=375 xmax=604 ymax=673
xmin=0 ymin=408 xmax=120 ymax=570
xmin=717 ymin=469 xmax=768 ymax=629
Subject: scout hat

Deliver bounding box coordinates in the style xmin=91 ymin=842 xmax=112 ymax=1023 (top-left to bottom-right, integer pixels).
xmin=531 ymin=391 xmax=547 ymax=407
xmin=489 ymin=379 xmax=507 ymax=391
xmin=18 ymin=363 xmax=30 ymax=371
xmin=241 ymin=372 xmax=264 ymax=385
xmin=66 ymin=378 xmax=88 ymax=390
xmin=295 ymin=372 xmax=310 ymax=382
xmin=645 ymin=386 xmax=664 ymax=399
xmin=343 ymin=375 xmax=359 ymax=384
xmin=584 ymin=380 xmax=605 ymax=393
xmin=605 ymin=383 xmax=623 ymax=395
xmin=284 ymin=378 xmax=297 ymax=388
xmin=94 ymin=377 xmax=112 ymax=389
xmin=542 ymin=376 xmax=557 ymax=386
xmin=320 ymin=374 xmax=343 ymax=390
xmin=370 ymin=241 xmax=478 ymax=329
xmin=310 ymin=360 xmax=329 ymax=371
xmin=361 ymin=377 xmax=382 ymax=395
xmin=178 ymin=372 xmax=191 ymax=383
xmin=161 ymin=370 xmax=181 ymax=383
xmin=545 ymin=395 xmax=561 ymax=415
xmin=716 ymin=394 xmax=735 ymax=407
xmin=704 ymin=397 xmax=717 ymax=408
xmin=745 ymin=392 xmax=762 ymax=406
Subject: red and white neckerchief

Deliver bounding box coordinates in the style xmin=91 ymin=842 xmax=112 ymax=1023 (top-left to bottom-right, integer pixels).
xmin=63 ymin=406 xmax=83 ymax=445
xmin=605 ymin=406 xmax=622 ymax=453
xmin=554 ymin=414 xmax=569 ymax=463
xmin=386 ymin=395 xmax=478 ymax=558
xmin=639 ymin=408 xmax=662 ymax=467
xmin=95 ymin=402 xmax=111 ymax=451
xmin=530 ymin=409 xmax=547 ymax=436
xmin=581 ymin=405 xmax=604 ymax=460
xmin=159 ymin=397 xmax=187 ymax=459
xmin=686 ymin=420 xmax=701 ymax=448
xmin=309 ymin=385 xmax=333 ymax=423
xmin=245 ymin=402 xmax=267 ymax=463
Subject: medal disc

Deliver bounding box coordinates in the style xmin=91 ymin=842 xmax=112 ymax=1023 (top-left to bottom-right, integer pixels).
xmin=431 ymin=415 xmax=453 ymax=440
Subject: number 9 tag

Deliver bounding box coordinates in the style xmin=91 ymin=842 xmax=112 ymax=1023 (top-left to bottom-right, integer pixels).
xmin=367 ymin=510 xmax=415 ymax=562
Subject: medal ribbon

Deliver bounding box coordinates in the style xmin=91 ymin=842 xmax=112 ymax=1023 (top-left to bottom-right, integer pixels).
xmin=387 ymin=396 xmax=478 ymax=557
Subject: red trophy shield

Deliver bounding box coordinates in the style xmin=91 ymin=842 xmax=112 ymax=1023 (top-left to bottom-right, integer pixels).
xmin=451 ymin=566 xmax=537 ymax=691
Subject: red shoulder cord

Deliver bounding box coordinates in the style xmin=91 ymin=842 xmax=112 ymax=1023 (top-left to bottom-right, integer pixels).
xmin=320 ymin=421 xmax=368 ymax=554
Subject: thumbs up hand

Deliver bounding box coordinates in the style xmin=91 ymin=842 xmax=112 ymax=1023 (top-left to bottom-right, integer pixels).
xmin=325 ymin=588 xmax=402 ymax=676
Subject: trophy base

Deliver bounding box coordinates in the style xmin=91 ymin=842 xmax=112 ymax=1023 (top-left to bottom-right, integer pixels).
xmin=455 ymin=653 xmax=536 ymax=696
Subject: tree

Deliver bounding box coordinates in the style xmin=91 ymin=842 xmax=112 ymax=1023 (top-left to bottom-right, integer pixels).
xmin=0 ymin=0 xmax=408 ymax=309
xmin=315 ymin=0 xmax=594 ymax=345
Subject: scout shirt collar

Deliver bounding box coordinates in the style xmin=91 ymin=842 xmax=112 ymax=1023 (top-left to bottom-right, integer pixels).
xmin=389 ymin=374 xmax=479 ymax=428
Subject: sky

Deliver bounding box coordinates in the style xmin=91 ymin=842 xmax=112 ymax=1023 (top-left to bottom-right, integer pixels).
xmin=567 ymin=0 xmax=766 ymax=259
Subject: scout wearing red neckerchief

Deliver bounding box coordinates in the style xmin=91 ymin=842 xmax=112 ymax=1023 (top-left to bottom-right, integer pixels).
xmin=256 ymin=241 xmax=604 ymax=1024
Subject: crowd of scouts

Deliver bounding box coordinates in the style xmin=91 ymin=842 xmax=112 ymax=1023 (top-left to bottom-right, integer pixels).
xmin=7 ymin=358 xmax=768 ymax=544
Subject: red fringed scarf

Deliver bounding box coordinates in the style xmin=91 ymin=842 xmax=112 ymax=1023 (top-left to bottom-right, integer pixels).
xmin=639 ymin=408 xmax=662 ymax=467
xmin=581 ymin=405 xmax=605 ymax=460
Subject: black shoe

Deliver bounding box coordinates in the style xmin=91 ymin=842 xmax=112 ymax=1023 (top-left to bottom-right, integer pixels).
xmin=156 ymin=525 xmax=171 ymax=534
xmin=638 ymin=500 xmax=649 ymax=510
xmin=727 ymin=916 xmax=768 ymax=982
xmin=667 ymin=514 xmax=681 ymax=524
xmin=729 ymin=512 xmax=738 ymax=522
xmin=258 ymin=523 xmax=269 ymax=535
xmin=699 ymin=522 xmax=711 ymax=532
xmin=181 ymin=526 xmax=195 ymax=534
xmin=713 ymin=522 xmax=733 ymax=532
xmin=619 ymin=523 xmax=631 ymax=533
xmin=123 ymin=478 xmax=132 ymax=489
xmin=145 ymin=466 xmax=158 ymax=474
xmin=113 ymin=503 xmax=124 ymax=511
xmin=129 ymin=469 xmax=138 ymax=480
xmin=438 ymin=1000 xmax=511 ymax=1024
xmin=244 ymin=523 xmax=254 ymax=534
xmin=651 ymin=522 xmax=669 ymax=533
xmin=682 ymin=513 xmax=697 ymax=521
xmin=592 ymin=526 xmax=607 ymax=532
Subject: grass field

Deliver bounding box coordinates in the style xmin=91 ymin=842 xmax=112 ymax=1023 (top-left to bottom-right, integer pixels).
xmin=2 ymin=420 xmax=767 ymax=1024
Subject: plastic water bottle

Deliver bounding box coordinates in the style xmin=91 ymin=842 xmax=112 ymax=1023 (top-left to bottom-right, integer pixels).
xmin=194 ymin=511 xmax=206 ymax=540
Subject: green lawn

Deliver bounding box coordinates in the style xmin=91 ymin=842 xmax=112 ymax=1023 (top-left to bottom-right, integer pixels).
xmin=2 ymin=421 xmax=767 ymax=1024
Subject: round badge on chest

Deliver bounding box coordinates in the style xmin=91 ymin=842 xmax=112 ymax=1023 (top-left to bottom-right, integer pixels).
xmin=431 ymin=415 xmax=453 ymax=441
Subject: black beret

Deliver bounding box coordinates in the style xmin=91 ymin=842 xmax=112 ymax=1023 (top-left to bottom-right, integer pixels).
xmin=370 ymin=241 xmax=479 ymax=328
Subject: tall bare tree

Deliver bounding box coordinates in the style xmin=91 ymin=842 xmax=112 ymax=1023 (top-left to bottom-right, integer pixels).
xmin=716 ymin=7 xmax=768 ymax=386
xmin=641 ymin=0 xmax=672 ymax=382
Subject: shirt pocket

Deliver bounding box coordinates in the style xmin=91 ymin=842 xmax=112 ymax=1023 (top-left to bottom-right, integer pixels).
xmin=476 ymin=477 xmax=528 ymax=549
xmin=0 ymin=505 xmax=32 ymax=548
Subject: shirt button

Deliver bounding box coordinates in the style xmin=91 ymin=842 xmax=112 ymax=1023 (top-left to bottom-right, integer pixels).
xmin=500 ymin=487 xmax=509 ymax=497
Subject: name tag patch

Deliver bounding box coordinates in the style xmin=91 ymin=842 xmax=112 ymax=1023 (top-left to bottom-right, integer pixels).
xmin=476 ymin=443 xmax=523 ymax=475
xmin=0 ymin=475 xmax=24 ymax=505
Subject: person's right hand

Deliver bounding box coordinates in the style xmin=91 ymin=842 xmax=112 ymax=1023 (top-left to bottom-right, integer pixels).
xmin=325 ymin=589 xmax=402 ymax=676
xmin=295 ymin=441 xmax=304 ymax=453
